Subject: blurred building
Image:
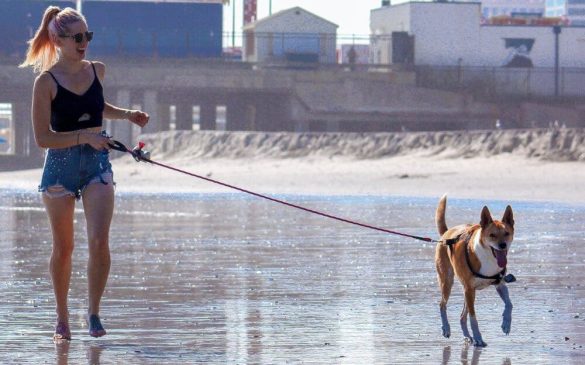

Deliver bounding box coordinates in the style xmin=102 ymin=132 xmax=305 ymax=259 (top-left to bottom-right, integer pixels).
xmin=0 ymin=0 xmax=223 ymax=58
xmin=242 ymin=7 xmax=338 ymax=64
xmin=461 ymin=0 xmax=546 ymax=20
xmin=546 ymin=0 xmax=585 ymax=25
xmin=370 ymin=1 xmax=585 ymax=67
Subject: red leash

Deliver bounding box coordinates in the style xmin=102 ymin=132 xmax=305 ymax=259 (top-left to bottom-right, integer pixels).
xmin=108 ymin=140 xmax=438 ymax=243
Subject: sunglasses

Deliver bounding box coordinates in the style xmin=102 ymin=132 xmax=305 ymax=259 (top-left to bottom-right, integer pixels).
xmin=60 ymin=31 xmax=93 ymax=43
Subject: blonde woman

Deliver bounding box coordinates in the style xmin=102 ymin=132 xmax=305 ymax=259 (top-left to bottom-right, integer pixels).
xmin=20 ymin=6 xmax=149 ymax=341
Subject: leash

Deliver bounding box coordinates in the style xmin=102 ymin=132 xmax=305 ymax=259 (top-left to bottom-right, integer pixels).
xmin=108 ymin=139 xmax=439 ymax=243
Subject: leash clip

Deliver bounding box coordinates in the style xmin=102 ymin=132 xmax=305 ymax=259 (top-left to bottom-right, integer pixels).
xmin=132 ymin=141 xmax=151 ymax=162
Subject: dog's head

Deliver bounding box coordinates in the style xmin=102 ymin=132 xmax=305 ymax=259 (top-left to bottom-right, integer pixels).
xmin=479 ymin=205 xmax=514 ymax=268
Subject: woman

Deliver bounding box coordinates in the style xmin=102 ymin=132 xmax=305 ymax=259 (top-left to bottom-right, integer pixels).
xmin=20 ymin=6 xmax=149 ymax=340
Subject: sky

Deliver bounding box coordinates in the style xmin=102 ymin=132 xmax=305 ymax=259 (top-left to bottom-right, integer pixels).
xmin=222 ymin=0 xmax=407 ymax=41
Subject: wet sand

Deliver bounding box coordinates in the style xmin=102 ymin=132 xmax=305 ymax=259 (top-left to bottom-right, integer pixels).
xmin=1 ymin=133 xmax=584 ymax=363
xmin=1 ymin=191 xmax=584 ymax=364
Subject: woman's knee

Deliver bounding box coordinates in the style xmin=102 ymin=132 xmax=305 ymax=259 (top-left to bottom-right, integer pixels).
xmin=52 ymin=242 xmax=74 ymax=260
xmin=88 ymin=236 xmax=110 ymax=254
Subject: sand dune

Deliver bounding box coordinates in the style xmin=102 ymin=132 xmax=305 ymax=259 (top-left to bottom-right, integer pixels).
xmin=139 ymin=128 xmax=585 ymax=161
xmin=2 ymin=129 xmax=584 ymax=205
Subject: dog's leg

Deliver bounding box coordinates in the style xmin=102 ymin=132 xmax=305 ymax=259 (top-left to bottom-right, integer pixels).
xmin=464 ymin=288 xmax=487 ymax=347
xmin=459 ymin=303 xmax=473 ymax=342
xmin=496 ymin=284 xmax=513 ymax=334
xmin=436 ymin=245 xmax=453 ymax=338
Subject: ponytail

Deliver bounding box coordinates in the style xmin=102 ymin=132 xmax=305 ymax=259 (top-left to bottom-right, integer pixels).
xmin=19 ymin=6 xmax=86 ymax=73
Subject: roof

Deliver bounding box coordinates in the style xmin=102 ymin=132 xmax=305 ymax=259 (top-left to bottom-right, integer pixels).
xmin=371 ymin=1 xmax=481 ymax=13
xmin=243 ymin=6 xmax=338 ymax=31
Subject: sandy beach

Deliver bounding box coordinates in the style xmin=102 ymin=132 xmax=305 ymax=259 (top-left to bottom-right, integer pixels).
xmin=2 ymin=129 xmax=584 ymax=205
xmin=2 ymin=130 xmax=585 ymax=364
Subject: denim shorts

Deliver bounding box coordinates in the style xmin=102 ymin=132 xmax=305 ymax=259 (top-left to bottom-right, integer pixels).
xmin=39 ymin=141 xmax=114 ymax=200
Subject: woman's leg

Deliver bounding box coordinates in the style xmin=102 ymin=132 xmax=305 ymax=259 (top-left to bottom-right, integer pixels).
xmin=81 ymin=180 xmax=114 ymax=333
xmin=43 ymin=193 xmax=76 ymax=332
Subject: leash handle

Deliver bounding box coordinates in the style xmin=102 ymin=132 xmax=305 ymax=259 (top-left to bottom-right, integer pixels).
xmin=108 ymin=140 xmax=130 ymax=153
xmin=109 ymin=139 xmax=151 ymax=162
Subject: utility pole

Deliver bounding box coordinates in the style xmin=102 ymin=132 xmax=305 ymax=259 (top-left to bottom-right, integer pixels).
xmin=269 ymin=0 xmax=272 ymax=15
xmin=76 ymin=0 xmax=82 ymax=13
xmin=232 ymin=0 xmax=236 ymax=48
xmin=553 ymin=25 xmax=561 ymax=98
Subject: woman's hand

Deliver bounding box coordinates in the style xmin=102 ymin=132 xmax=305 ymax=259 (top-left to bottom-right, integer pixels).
xmin=82 ymin=132 xmax=111 ymax=151
xmin=127 ymin=110 xmax=150 ymax=128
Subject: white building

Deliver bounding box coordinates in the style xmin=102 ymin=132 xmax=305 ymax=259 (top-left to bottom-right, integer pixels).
xmin=370 ymin=1 xmax=585 ymax=68
xmin=242 ymin=7 xmax=337 ymax=64
xmin=546 ymin=0 xmax=585 ymax=26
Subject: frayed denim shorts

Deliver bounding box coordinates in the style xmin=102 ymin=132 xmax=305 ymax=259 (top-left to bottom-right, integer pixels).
xmin=39 ymin=140 xmax=114 ymax=200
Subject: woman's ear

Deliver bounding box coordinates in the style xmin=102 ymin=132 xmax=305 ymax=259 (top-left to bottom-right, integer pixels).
xmin=50 ymin=33 xmax=62 ymax=48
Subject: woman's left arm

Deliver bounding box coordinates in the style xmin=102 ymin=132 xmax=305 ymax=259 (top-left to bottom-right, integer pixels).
xmin=104 ymin=102 xmax=149 ymax=127
xmin=95 ymin=62 xmax=150 ymax=127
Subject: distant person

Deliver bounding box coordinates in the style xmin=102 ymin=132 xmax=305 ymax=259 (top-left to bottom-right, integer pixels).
xmin=347 ymin=46 xmax=357 ymax=71
xmin=20 ymin=6 xmax=149 ymax=341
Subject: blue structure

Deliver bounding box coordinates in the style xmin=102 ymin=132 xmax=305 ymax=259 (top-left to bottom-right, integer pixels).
xmin=0 ymin=0 xmax=223 ymax=58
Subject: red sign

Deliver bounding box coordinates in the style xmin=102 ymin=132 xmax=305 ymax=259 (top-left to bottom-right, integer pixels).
xmin=244 ymin=0 xmax=257 ymax=25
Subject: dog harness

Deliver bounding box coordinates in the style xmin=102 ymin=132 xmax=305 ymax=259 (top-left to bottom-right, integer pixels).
xmin=445 ymin=235 xmax=516 ymax=285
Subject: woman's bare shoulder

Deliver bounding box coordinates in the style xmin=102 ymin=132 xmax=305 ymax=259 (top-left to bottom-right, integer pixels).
xmin=34 ymin=71 xmax=55 ymax=89
xmin=91 ymin=61 xmax=106 ymax=80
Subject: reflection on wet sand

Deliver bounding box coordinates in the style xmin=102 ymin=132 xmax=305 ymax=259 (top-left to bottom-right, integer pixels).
xmin=54 ymin=341 xmax=70 ymax=365
xmin=442 ymin=345 xmax=512 ymax=365
xmin=86 ymin=344 xmax=103 ymax=365
xmin=1 ymin=192 xmax=584 ymax=364
xmin=54 ymin=341 xmax=104 ymax=365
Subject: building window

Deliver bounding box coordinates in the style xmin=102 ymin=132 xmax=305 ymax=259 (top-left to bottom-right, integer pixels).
xmin=0 ymin=103 xmax=13 ymax=155
xmin=568 ymin=8 xmax=585 ymax=15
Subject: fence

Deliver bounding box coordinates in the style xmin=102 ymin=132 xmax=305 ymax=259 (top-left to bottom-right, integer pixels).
xmin=415 ymin=65 xmax=585 ymax=99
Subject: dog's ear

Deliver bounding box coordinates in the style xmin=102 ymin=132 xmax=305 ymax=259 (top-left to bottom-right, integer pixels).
xmin=480 ymin=206 xmax=493 ymax=228
xmin=502 ymin=205 xmax=514 ymax=227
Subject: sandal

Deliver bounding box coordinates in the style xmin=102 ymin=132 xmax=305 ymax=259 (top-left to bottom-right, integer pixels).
xmin=88 ymin=314 xmax=106 ymax=338
xmin=53 ymin=321 xmax=71 ymax=341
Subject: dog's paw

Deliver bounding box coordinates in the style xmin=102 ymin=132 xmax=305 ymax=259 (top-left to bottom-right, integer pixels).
xmin=472 ymin=338 xmax=487 ymax=347
xmin=502 ymin=313 xmax=512 ymax=334
xmin=442 ymin=325 xmax=451 ymax=338
xmin=502 ymin=320 xmax=511 ymax=335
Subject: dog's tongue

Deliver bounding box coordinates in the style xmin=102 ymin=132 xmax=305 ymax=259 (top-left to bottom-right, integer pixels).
xmin=495 ymin=249 xmax=507 ymax=268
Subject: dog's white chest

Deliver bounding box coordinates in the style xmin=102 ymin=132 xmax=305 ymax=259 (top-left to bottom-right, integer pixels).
xmin=473 ymin=235 xmax=501 ymax=277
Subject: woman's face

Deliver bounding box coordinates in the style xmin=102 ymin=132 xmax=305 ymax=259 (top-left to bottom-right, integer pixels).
xmin=56 ymin=20 xmax=91 ymax=61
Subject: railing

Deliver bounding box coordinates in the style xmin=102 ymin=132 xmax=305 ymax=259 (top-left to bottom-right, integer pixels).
xmin=415 ymin=65 xmax=585 ymax=99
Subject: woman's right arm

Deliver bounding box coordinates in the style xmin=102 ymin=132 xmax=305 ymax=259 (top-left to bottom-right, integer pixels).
xmin=32 ymin=73 xmax=110 ymax=150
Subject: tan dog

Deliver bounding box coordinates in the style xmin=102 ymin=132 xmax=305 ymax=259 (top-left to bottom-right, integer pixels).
xmin=435 ymin=195 xmax=515 ymax=347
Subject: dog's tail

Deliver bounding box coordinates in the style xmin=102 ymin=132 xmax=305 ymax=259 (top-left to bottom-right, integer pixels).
xmin=436 ymin=194 xmax=448 ymax=236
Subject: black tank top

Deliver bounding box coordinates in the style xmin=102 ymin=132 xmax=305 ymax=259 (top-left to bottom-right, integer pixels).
xmin=45 ymin=62 xmax=105 ymax=132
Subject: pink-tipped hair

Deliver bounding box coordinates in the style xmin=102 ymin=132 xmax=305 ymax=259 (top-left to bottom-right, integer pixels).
xmin=19 ymin=6 xmax=86 ymax=73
